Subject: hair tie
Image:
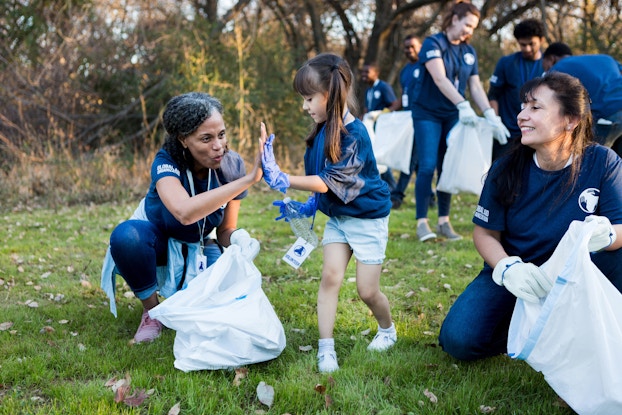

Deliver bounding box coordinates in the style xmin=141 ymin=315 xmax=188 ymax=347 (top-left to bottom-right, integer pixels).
xmin=331 ymin=64 xmax=339 ymax=71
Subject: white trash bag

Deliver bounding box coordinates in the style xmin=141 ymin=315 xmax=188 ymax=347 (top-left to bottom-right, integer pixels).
xmin=372 ymin=110 xmax=414 ymax=175
xmin=508 ymin=220 xmax=622 ymax=414
xmin=149 ymin=245 xmax=286 ymax=372
xmin=437 ymin=118 xmax=493 ymax=196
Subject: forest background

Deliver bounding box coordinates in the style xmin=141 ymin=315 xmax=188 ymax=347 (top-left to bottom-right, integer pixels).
xmin=1 ymin=0 xmax=622 ymax=209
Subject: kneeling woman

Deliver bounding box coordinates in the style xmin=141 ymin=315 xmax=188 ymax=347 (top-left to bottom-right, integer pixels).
xmin=439 ymin=72 xmax=622 ymax=360
xmin=101 ymin=93 xmax=263 ymax=343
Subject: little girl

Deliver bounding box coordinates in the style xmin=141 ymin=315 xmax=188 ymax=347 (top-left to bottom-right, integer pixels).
xmin=261 ymin=53 xmax=396 ymax=373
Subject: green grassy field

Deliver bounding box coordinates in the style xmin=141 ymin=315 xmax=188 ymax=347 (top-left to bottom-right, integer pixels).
xmin=0 ymin=186 xmax=574 ymax=414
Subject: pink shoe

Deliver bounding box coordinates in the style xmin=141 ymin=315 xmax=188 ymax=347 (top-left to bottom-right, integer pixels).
xmin=133 ymin=310 xmax=163 ymax=343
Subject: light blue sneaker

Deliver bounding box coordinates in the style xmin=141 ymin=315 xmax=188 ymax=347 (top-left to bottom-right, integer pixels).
xmin=317 ymin=350 xmax=339 ymax=373
xmin=367 ymin=331 xmax=397 ymax=351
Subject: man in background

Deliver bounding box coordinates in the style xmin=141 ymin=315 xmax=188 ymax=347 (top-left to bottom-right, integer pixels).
xmin=361 ymin=62 xmax=401 ymax=191
xmin=488 ymin=19 xmax=546 ymax=160
xmin=390 ymin=34 xmax=429 ymax=210
xmin=542 ymin=42 xmax=622 ymax=153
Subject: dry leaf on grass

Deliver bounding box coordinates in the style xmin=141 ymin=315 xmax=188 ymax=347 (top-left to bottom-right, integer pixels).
xmin=168 ymin=403 xmax=181 ymax=415
xmin=314 ymin=384 xmax=326 ymax=394
xmin=0 ymin=322 xmax=14 ymax=331
xmin=424 ymin=388 xmax=438 ymax=404
xmin=256 ymin=381 xmax=274 ymax=407
xmin=479 ymin=405 xmax=496 ymax=413
xmin=233 ymin=368 xmax=248 ymax=386
xmin=299 ymin=345 xmax=313 ymax=352
xmin=324 ymin=394 xmax=333 ymax=408
xmin=123 ymin=389 xmax=149 ymax=407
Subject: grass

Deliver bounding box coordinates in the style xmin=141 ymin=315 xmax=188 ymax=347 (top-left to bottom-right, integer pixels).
xmin=0 ymin=185 xmax=575 ymax=414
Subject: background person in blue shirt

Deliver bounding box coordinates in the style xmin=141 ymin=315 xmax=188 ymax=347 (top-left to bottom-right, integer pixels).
xmin=409 ymin=1 xmax=508 ymax=242
xmin=488 ymin=18 xmax=545 ymax=160
xmin=390 ymin=34 xmax=438 ymax=210
xmin=439 ymin=72 xmax=622 ymax=361
xmin=360 ymin=62 xmax=401 ymax=192
xmin=542 ymin=42 xmax=622 ymax=155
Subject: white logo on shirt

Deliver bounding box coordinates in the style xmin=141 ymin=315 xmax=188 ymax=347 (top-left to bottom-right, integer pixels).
xmin=464 ymin=53 xmax=475 ymax=65
xmin=578 ymin=188 xmax=600 ymax=213
xmin=157 ymin=163 xmax=180 ymax=176
xmin=474 ymin=205 xmax=489 ymax=222
xmin=426 ymin=49 xmax=441 ymax=59
xmin=490 ymin=75 xmax=498 ymax=83
xmin=414 ymin=68 xmax=420 ymax=78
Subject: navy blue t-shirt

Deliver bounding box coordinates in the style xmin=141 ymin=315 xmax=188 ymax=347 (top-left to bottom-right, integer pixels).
xmin=473 ymin=145 xmax=622 ymax=266
xmin=550 ymin=55 xmax=622 ymax=120
xmin=304 ymin=119 xmax=391 ymax=219
xmin=365 ymin=80 xmax=397 ymax=112
xmin=411 ymin=33 xmax=479 ymax=120
xmin=144 ymin=148 xmax=247 ymax=242
xmin=400 ymin=62 xmax=420 ymax=111
xmin=488 ymin=52 xmax=543 ymax=138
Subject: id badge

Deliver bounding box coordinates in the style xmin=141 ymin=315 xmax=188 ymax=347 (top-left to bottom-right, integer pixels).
xmin=196 ymin=253 xmax=208 ymax=274
xmin=401 ymin=94 xmax=408 ymax=108
xmin=283 ymin=237 xmax=316 ymax=269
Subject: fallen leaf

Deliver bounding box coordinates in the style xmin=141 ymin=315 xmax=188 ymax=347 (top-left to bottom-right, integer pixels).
xmin=479 ymin=405 xmax=496 ymax=413
xmin=424 ymin=388 xmax=438 ymax=404
xmin=299 ymin=345 xmax=313 ymax=352
xmin=314 ymin=384 xmax=326 ymax=394
xmin=105 ymin=376 xmax=118 ymax=387
xmin=256 ymin=381 xmax=274 ymax=407
xmin=58 ymin=320 xmax=69 ymax=324
xmin=405 ymin=290 xmax=415 ymax=298
xmin=114 ymin=383 xmax=130 ymax=403
xmin=325 ymin=394 xmax=333 ymax=408
xmin=233 ymin=367 xmax=248 ymax=386
xmin=168 ymin=403 xmax=181 ymax=415
xmin=360 ymin=328 xmax=371 ymax=336
xmin=80 ymin=280 xmax=92 ymax=288
xmin=0 ymin=322 xmax=14 ymax=331
xmin=123 ymin=388 xmax=149 ymax=407
xmin=40 ymin=326 xmax=54 ymax=334
xmin=25 ymin=300 xmax=39 ymax=308
xmin=78 ymin=343 xmax=86 ymax=351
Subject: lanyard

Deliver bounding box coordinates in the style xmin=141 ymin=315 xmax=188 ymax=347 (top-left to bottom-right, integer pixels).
xmin=186 ymin=169 xmax=211 ymax=251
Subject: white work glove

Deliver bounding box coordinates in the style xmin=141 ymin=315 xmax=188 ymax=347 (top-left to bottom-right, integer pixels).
xmin=456 ymin=100 xmax=478 ymax=126
xmin=492 ymin=256 xmax=552 ymax=303
xmin=585 ymin=215 xmax=617 ymax=252
xmin=484 ymin=108 xmax=510 ymax=145
xmin=230 ymin=229 xmax=260 ymax=261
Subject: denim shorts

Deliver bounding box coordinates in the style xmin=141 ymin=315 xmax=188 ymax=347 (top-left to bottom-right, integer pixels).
xmin=322 ymin=215 xmax=389 ymax=264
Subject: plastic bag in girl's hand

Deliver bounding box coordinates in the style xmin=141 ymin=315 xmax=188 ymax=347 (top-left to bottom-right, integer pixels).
xmin=508 ymin=220 xmax=622 ymax=415
xmin=148 ymin=245 xmax=286 ymax=371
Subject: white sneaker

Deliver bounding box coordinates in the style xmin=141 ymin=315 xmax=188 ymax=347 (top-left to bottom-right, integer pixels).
xmin=367 ymin=331 xmax=397 ymax=351
xmin=317 ymin=350 xmax=339 ymax=373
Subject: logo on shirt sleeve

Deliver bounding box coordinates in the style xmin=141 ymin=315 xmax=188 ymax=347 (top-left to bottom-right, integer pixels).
xmin=426 ymin=49 xmax=441 ymax=59
xmin=490 ymin=75 xmax=498 ymax=83
xmin=578 ymin=188 xmax=600 ymax=213
xmin=156 ymin=163 xmax=180 ymax=176
xmin=474 ymin=205 xmax=489 ymax=222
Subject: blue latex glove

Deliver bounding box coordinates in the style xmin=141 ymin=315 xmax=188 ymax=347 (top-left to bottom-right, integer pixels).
xmin=262 ymin=134 xmax=290 ymax=193
xmin=273 ymin=195 xmax=318 ymax=221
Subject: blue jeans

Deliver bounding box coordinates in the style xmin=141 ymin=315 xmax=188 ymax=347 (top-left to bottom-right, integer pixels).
xmin=438 ymin=249 xmax=622 ymax=361
xmin=381 ymin=169 xmax=397 ymax=192
xmin=413 ymin=117 xmax=457 ymax=219
xmin=109 ymin=220 xmax=222 ymax=300
xmin=595 ymin=109 xmax=622 ymax=149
